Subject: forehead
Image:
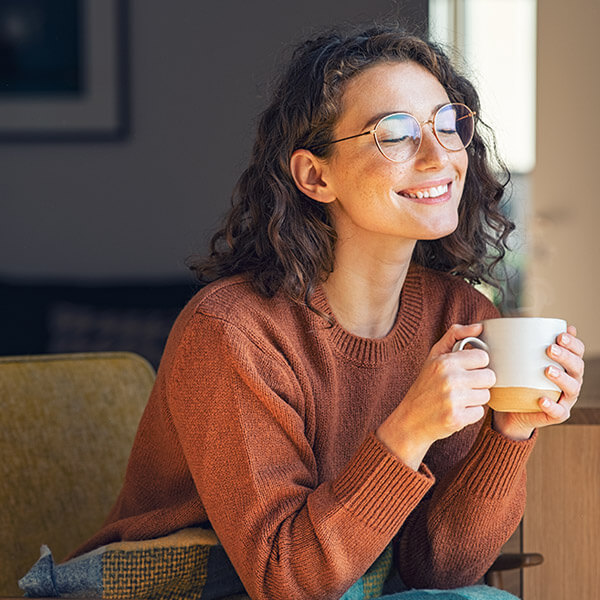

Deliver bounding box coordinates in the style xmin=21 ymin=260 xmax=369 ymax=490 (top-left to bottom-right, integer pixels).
xmin=338 ymin=61 xmax=451 ymax=126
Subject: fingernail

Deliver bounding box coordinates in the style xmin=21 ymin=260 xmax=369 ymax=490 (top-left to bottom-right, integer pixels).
xmin=548 ymin=366 xmax=560 ymax=378
xmin=561 ymin=334 xmax=570 ymax=346
xmin=541 ymin=398 xmax=551 ymax=408
xmin=550 ymin=344 xmax=561 ymax=357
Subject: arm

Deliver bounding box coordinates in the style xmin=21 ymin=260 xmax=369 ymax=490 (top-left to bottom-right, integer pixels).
xmin=397 ymin=319 xmax=584 ymax=588
xmin=377 ymin=295 xmax=537 ymax=588
xmin=395 ymin=413 xmax=536 ymax=588
xmin=166 ymin=312 xmax=434 ymax=600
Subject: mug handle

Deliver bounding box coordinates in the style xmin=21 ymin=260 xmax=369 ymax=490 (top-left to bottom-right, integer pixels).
xmin=452 ymin=337 xmax=490 ymax=353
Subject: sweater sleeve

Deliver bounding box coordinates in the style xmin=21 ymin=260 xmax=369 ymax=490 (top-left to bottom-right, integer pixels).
xmin=394 ymin=287 xmax=537 ymax=589
xmin=395 ymin=413 xmax=536 ymax=588
xmin=166 ymin=311 xmax=434 ymax=600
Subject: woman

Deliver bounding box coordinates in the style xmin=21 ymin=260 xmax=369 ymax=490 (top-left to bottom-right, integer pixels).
xmin=67 ymin=24 xmax=584 ymax=600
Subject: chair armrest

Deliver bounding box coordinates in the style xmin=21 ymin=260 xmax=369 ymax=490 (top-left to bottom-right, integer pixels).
xmin=484 ymin=552 xmax=544 ymax=589
xmin=489 ymin=552 xmax=544 ymax=572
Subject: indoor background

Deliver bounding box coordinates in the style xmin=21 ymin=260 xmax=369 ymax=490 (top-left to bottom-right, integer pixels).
xmin=0 ymin=0 xmax=598 ymax=361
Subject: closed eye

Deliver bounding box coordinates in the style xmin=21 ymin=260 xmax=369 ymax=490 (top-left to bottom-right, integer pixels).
xmin=380 ymin=135 xmax=411 ymax=143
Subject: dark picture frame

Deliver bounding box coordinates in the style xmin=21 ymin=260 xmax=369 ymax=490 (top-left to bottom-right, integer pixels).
xmin=0 ymin=0 xmax=128 ymax=141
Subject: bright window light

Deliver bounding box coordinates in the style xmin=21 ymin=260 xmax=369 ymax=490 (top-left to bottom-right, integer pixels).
xmin=429 ymin=0 xmax=536 ymax=173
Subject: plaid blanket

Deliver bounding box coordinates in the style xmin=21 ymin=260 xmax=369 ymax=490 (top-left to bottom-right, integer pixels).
xmin=19 ymin=527 xmax=517 ymax=600
xmin=19 ymin=528 xmax=245 ymax=599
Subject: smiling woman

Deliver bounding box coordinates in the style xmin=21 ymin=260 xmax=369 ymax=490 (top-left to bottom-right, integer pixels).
xmin=19 ymin=22 xmax=585 ymax=600
xmin=192 ymin=28 xmax=514 ymax=322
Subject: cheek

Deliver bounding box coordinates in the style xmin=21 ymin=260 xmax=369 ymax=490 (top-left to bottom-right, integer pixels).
xmin=334 ymin=158 xmax=398 ymax=199
xmin=453 ymin=151 xmax=469 ymax=196
xmin=458 ymin=150 xmax=469 ymax=177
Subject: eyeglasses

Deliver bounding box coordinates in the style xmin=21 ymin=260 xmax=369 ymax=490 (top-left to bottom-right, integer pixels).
xmin=312 ymin=102 xmax=475 ymax=163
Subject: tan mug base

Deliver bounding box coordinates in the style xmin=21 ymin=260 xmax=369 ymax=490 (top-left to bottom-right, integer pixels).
xmin=488 ymin=387 xmax=561 ymax=413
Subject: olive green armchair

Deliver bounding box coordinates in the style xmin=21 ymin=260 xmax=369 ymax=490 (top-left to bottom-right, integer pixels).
xmin=0 ymin=352 xmax=155 ymax=596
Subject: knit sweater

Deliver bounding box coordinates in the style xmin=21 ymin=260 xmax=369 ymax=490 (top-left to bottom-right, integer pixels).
xmin=72 ymin=262 xmax=536 ymax=600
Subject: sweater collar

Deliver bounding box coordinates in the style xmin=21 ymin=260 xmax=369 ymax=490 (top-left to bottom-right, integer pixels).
xmin=311 ymin=262 xmax=424 ymax=364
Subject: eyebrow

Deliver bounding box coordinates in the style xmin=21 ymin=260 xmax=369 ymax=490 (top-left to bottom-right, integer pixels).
xmin=360 ymin=102 xmax=449 ymax=132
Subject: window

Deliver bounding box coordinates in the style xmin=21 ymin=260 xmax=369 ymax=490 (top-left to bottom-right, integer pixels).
xmin=429 ymin=0 xmax=537 ymax=312
xmin=429 ymin=0 xmax=536 ymax=174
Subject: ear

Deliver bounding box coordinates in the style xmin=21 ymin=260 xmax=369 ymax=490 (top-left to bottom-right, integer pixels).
xmin=289 ymin=149 xmax=337 ymax=204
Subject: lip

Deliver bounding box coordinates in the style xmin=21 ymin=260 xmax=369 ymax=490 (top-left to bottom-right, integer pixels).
xmin=396 ymin=178 xmax=454 ymax=205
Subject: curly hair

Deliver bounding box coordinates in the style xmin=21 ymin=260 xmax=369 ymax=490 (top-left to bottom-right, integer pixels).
xmin=188 ymin=23 xmax=514 ymax=309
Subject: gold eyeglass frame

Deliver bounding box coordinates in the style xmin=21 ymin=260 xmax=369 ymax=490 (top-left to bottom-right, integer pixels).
xmin=312 ymin=102 xmax=476 ymax=163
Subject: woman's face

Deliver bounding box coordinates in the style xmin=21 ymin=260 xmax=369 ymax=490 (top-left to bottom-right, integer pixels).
xmin=322 ymin=60 xmax=468 ymax=247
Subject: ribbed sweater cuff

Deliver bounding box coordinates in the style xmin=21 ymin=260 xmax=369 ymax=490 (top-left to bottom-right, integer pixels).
xmin=332 ymin=433 xmax=434 ymax=536
xmin=451 ymin=420 xmax=537 ymax=499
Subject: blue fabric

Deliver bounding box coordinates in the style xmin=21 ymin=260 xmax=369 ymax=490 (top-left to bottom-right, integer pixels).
xmin=19 ymin=545 xmax=104 ymax=598
xmin=339 ymin=576 xmax=519 ymax=600
xmin=342 ymin=577 xmax=368 ymax=599
xmin=379 ymin=585 xmax=518 ymax=599
xmin=18 ymin=546 xmax=58 ymax=598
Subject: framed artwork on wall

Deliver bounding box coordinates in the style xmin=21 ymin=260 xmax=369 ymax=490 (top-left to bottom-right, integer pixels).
xmin=0 ymin=0 xmax=128 ymax=141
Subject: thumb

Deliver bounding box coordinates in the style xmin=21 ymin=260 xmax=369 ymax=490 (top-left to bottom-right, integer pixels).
xmin=430 ymin=322 xmax=484 ymax=358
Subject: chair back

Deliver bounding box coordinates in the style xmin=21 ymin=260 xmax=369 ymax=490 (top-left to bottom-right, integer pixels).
xmin=0 ymin=352 xmax=155 ymax=595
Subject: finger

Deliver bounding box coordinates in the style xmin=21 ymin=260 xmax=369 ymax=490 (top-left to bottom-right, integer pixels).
xmin=557 ymin=330 xmax=585 ymax=358
xmin=545 ymin=365 xmax=581 ymax=400
xmin=431 ymin=322 xmax=483 ymax=357
xmin=548 ymin=344 xmax=585 ymax=380
xmin=464 ymin=367 xmax=496 ymax=389
xmin=452 ymin=348 xmax=491 ymax=370
xmin=463 ymin=404 xmax=486 ymax=425
xmin=465 ymin=389 xmax=492 ymax=407
xmin=539 ymin=396 xmax=571 ymax=422
xmin=567 ymin=324 xmax=577 ymax=337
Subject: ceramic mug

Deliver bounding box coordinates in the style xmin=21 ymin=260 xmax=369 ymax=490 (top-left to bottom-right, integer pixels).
xmin=452 ymin=317 xmax=567 ymax=412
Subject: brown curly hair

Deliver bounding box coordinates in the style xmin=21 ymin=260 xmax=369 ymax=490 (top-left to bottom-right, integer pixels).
xmin=188 ymin=23 xmax=514 ymax=309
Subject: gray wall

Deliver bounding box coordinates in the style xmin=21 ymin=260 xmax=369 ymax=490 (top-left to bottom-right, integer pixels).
xmin=0 ymin=0 xmax=427 ymax=282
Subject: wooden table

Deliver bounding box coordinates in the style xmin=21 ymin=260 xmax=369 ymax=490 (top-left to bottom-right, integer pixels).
xmin=521 ymin=356 xmax=600 ymax=600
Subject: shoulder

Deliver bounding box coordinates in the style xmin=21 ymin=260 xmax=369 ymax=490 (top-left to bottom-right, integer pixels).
xmin=166 ymin=275 xmax=308 ymax=361
xmin=187 ymin=275 xmax=295 ymax=326
xmin=414 ymin=264 xmax=500 ymax=322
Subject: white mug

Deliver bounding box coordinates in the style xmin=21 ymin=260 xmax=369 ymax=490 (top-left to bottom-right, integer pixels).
xmin=452 ymin=317 xmax=567 ymax=412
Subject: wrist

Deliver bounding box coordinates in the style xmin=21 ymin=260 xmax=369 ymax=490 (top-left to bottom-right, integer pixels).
xmin=375 ymin=421 xmax=432 ymax=471
xmin=491 ymin=412 xmax=534 ymax=441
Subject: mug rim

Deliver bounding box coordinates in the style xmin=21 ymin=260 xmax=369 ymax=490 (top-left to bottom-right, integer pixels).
xmin=480 ymin=316 xmax=566 ymax=325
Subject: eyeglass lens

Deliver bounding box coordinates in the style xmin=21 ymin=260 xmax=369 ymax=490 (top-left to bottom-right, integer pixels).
xmin=375 ymin=103 xmax=474 ymax=162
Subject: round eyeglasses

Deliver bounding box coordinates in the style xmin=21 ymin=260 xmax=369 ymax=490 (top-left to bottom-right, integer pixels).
xmin=312 ymin=103 xmax=475 ymax=163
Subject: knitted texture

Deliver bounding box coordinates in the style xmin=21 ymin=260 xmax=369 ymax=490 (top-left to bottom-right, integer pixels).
xmin=69 ymin=263 xmax=536 ymax=600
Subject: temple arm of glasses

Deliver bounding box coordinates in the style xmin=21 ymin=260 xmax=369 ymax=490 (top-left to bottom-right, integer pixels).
xmin=457 ymin=111 xmax=477 ymax=122
xmin=312 ymin=129 xmax=373 ymax=149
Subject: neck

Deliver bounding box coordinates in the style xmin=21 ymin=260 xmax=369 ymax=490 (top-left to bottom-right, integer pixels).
xmin=322 ymin=237 xmax=416 ymax=339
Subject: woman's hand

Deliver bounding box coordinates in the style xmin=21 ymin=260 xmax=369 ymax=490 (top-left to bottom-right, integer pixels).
xmin=376 ymin=323 xmax=495 ymax=470
xmin=492 ymin=325 xmax=585 ymax=441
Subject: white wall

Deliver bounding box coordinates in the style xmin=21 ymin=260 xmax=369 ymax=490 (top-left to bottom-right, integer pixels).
xmin=0 ymin=0 xmax=426 ymax=282
xmin=524 ymin=0 xmax=600 ymax=355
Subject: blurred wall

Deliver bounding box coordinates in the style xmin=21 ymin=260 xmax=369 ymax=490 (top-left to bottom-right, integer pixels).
xmin=524 ymin=0 xmax=600 ymax=355
xmin=0 ymin=0 xmax=427 ymax=282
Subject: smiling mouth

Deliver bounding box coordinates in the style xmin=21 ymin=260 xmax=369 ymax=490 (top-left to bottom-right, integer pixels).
xmin=397 ymin=183 xmax=449 ymax=199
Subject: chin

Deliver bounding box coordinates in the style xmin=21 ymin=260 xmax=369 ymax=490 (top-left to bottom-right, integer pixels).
xmin=419 ymin=220 xmax=459 ymax=240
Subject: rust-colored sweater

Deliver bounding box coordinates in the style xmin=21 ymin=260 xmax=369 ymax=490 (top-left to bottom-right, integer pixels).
xmin=73 ymin=263 xmax=536 ymax=599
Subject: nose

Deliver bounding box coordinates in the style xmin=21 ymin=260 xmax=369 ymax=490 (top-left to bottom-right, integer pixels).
xmin=414 ymin=122 xmax=449 ymax=169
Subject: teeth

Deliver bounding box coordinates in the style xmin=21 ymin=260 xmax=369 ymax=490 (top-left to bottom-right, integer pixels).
xmin=401 ymin=184 xmax=448 ymax=199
